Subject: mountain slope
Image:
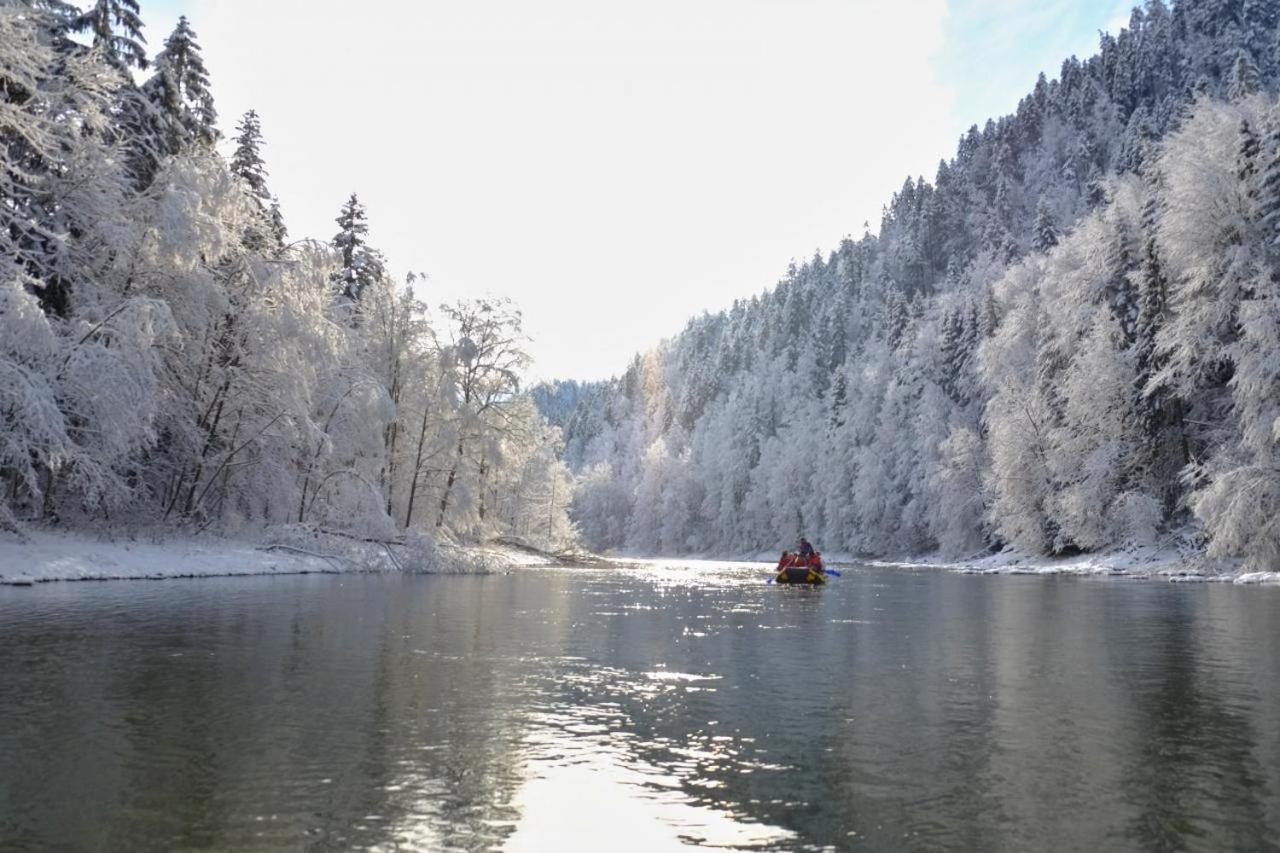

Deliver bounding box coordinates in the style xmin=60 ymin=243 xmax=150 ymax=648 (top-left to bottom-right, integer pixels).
xmin=551 ymin=0 xmax=1280 ymax=567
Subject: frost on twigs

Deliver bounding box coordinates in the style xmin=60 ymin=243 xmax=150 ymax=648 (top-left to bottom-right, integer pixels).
xmin=259 ymin=524 xmax=503 ymax=575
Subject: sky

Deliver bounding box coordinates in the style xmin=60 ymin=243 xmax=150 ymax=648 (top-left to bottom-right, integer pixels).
xmin=142 ymin=0 xmax=1134 ymax=382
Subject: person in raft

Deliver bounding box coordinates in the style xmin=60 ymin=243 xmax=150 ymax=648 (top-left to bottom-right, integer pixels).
xmin=798 ymin=537 xmax=815 ymax=560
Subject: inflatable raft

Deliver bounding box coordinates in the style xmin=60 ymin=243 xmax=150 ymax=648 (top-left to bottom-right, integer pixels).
xmin=774 ymin=553 xmax=826 ymax=585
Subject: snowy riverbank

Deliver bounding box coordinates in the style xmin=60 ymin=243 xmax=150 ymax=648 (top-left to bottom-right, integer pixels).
xmin=633 ymin=541 xmax=1280 ymax=586
xmin=0 ymin=528 xmax=559 ymax=586
xmin=865 ymin=541 xmax=1280 ymax=586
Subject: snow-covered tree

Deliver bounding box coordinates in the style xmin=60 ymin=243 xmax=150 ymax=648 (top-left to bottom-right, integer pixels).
xmin=431 ymin=298 xmax=530 ymax=533
xmin=1229 ymin=52 xmax=1262 ymax=100
xmin=330 ymin=193 xmax=384 ymax=304
xmin=230 ymin=109 xmax=268 ymax=197
xmin=1032 ymin=197 xmax=1059 ymax=252
xmin=230 ymin=109 xmax=286 ymax=252
xmin=0 ymin=1 xmax=573 ymax=550
xmin=143 ymin=16 xmax=217 ymax=153
xmin=70 ymin=0 xmax=147 ymax=70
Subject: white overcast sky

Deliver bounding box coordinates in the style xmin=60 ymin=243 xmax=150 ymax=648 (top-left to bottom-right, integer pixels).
xmin=147 ymin=0 xmax=1133 ymax=382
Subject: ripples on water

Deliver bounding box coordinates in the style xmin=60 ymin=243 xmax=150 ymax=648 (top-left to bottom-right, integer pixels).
xmin=1 ymin=562 xmax=1278 ymax=851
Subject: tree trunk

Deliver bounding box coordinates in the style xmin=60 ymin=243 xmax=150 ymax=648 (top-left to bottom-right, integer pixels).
xmin=381 ymin=359 xmax=402 ymax=514
xmin=436 ymin=446 xmax=461 ymax=529
xmin=404 ymin=405 xmax=436 ymax=529
xmin=477 ymin=452 xmax=488 ymax=523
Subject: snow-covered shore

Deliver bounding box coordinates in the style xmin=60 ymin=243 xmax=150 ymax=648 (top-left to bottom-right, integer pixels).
xmin=6 ymin=529 xmax=1277 ymax=587
xmin=0 ymin=528 xmax=559 ymax=586
xmin=864 ymin=543 xmax=1280 ymax=586
xmin=639 ymin=542 xmax=1280 ymax=586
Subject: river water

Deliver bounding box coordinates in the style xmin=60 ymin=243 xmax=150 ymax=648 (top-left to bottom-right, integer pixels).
xmin=1 ymin=561 xmax=1278 ymax=851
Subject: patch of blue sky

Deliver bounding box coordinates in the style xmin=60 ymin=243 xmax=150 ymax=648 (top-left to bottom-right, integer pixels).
xmin=936 ymin=0 xmax=1137 ymax=132
xmin=134 ymin=0 xmax=193 ymax=48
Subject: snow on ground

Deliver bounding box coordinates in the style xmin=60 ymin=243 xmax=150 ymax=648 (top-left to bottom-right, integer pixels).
xmin=0 ymin=528 xmax=543 ymax=585
xmin=866 ymin=540 xmax=1280 ymax=585
xmin=607 ymin=544 xmax=1280 ymax=585
xmin=0 ymin=530 xmax=332 ymax=585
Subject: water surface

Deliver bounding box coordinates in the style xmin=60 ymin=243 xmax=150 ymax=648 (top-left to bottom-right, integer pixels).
xmin=1 ymin=562 xmax=1278 ymax=851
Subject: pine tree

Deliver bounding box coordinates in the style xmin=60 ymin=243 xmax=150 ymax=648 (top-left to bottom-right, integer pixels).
xmin=829 ymin=368 xmax=847 ymax=428
xmin=1105 ymin=208 xmax=1140 ymax=344
xmin=1134 ymin=192 xmax=1165 ymax=403
xmin=29 ymin=0 xmax=78 ymax=31
xmin=1257 ymin=118 xmax=1280 ymax=248
xmin=1229 ymin=52 xmax=1261 ymax=100
xmin=1032 ymin=197 xmax=1058 ymax=253
xmin=229 ymin=110 xmax=287 ymax=252
xmin=1 ymin=3 xmax=71 ymax=312
xmin=1132 ymin=186 xmax=1186 ymax=514
xmin=331 ymin=193 xmax=384 ymax=302
xmin=1243 ymin=0 xmax=1278 ymax=76
xmin=230 ymin=110 xmax=267 ymax=198
xmin=1239 ymin=118 xmax=1261 ymax=184
xmin=937 ymin=306 xmax=967 ymax=405
xmin=1119 ymin=106 xmax=1156 ymax=173
xmin=70 ymin=0 xmax=147 ymax=70
xmin=268 ymin=198 xmax=288 ymax=248
xmin=143 ymin=16 xmax=218 ymax=154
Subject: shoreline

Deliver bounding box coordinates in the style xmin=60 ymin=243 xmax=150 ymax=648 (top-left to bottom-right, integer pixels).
xmin=0 ymin=528 xmax=564 ymax=587
xmin=606 ymin=544 xmax=1280 ymax=586
xmin=6 ymin=529 xmax=1279 ymax=587
xmin=859 ymin=539 xmax=1280 ymax=585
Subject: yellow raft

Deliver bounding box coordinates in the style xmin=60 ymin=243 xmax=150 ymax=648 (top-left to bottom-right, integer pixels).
xmin=774 ymin=554 xmax=827 ymax=585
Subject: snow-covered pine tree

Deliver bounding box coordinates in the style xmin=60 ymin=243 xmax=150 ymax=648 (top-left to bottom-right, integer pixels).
xmin=1132 ymin=177 xmax=1189 ymax=517
xmin=1257 ymin=113 xmax=1280 ymax=242
xmin=0 ymin=0 xmax=133 ymax=316
xmin=0 ymin=2 xmax=65 ymax=308
xmin=143 ymin=16 xmax=217 ymax=154
xmin=1229 ymin=52 xmax=1262 ymax=100
xmin=70 ymin=0 xmax=146 ymax=70
xmin=230 ymin=110 xmax=267 ymax=198
xmin=1242 ymin=0 xmax=1279 ymax=77
xmin=330 ymin=193 xmax=384 ymax=303
xmin=1032 ymin=197 xmax=1058 ymax=253
xmin=230 ymin=110 xmax=285 ymax=253
xmin=268 ymin=198 xmax=288 ymax=248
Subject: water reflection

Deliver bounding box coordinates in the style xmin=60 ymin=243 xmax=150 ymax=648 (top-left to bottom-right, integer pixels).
xmin=0 ymin=566 xmax=1278 ymax=851
xmin=506 ymin=704 xmax=793 ymax=850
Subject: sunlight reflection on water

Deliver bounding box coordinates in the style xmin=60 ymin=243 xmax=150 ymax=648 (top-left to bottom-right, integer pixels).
xmin=506 ymin=703 xmax=795 ymax=851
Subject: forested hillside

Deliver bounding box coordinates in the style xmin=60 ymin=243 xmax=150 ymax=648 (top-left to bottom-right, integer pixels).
xmin=554 ymin=0 xmax=1280 ymax=568
xmin=1 ymin=1 xmax=574 ymax=546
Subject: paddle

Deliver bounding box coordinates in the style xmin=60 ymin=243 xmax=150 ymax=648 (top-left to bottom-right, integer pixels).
xmin=801 ymin=550 xmax=842 ymax=578
xmin=765 ymin=552 xmax=792 ymax=584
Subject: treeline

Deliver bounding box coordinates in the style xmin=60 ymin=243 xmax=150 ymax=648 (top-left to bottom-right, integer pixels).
xmin=0 ymin=1 xmax=574 ymax=546
xmin=553 ymin=0 xmax=1280 ymax=568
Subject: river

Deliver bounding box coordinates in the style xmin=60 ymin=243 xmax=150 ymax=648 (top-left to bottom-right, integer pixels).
xmin=1 ymin=561 xmax=1278 ymax=851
